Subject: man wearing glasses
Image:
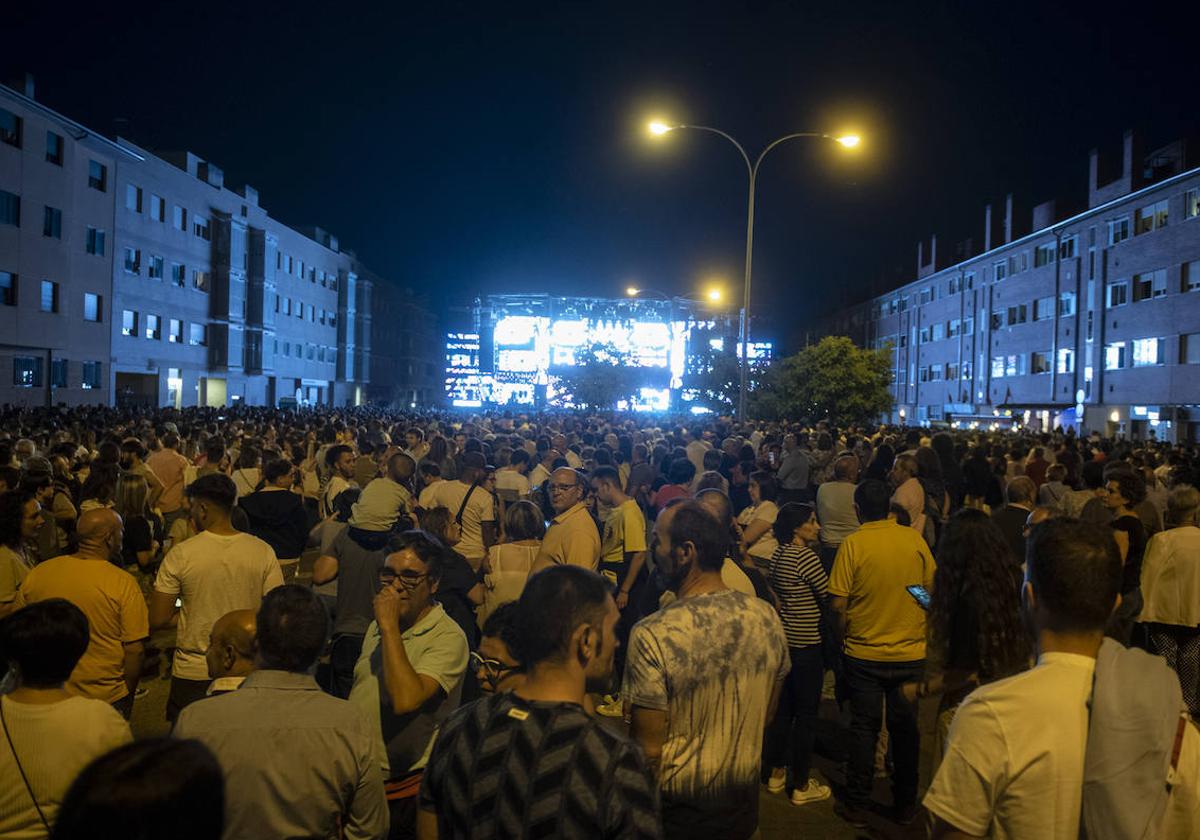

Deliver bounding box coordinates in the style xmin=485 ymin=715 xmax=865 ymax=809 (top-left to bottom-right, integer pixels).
xmin=348 ymin=530 xmax=469 ymax=839
xmin=532 ymin=467 xmax=601 ymax=573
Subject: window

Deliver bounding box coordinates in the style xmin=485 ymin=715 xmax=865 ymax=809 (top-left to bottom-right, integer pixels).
xmin=49 ymin=359 xmax=67 ymax=389
xmin=121 ymin=310 xmax=138 ymax=337
xmin=919 ymin=326 xmax=931 ymax=344
xmin=145 ymin=313 xmax=161 ymax=340
xmin=42 ymin=206 xmax=62 ymax=239
xmin=40 ymin=280 xmax=58 ymax=313
xmin=992 ymin=356 xmax=1006 ymax=378
xmin=1009 ymin=252 xmax=1028 ymax=274
xmin=284 ymin=298 xmax=292 ymax=316
xmin=1059 ymin=292 xmax=1077 ymax=316
xmin=0 ymin=271 xmax=14 ymax=306
xmin=125 ymin=184 xmax=142 ymax=213
xmin=189 ymin=323 xmax=207 ymax=346
xmin=1031 ymin=351 xmax=1051 ymax=374
xmin=307 ymin=344 xmax=315 ymax=360
xmin=192 ymin=270 xmax=210 ymax=293
xmin=148 ymin=255 xmax=163 ymax=279
xmin=1057 ymin=348 xmax=1075 ymax=374
xmin=1006 ymin=354 xmax=1025 ymax=377
xmin=0 ymin=190 xmax=19 ymax=226
xmin=82 ymin=361 xmax=101 ymax=389
xmin=1133 ymin=268 xmax=1167 ymax=302
xmin=83 ymin=293 xmax=101 ymax=322
xmin=1105 ymin=341 xmax=1127 ymax=370
xmin=297 ymin=302 xmax=305 ymax=320
xmin=0 ymin=108 xmax=21 ymax=147
xmin=193 ymin=217 xmax=210 ymax=240
xmin=963 ymin=316 xmax=973 ymax=335
xmin=1182 ymin=334 xmax=1200 ymax=365
xmin=947 ymin=319 xmax=961 ymax=337
xmin=1108 ymin=217 xmax=1130 ymax=244
xmin=1135 ymin=199 xmax=1168 ymax=234
xmin=1006 ymin=304 xmax=1028 ymax=326
xmin=919 ymin=288 xmax=933 ymax=305
xmin=1132 ymin=337 xmax=1164 ymax=366
xmin=991 ymin=312 xmax=1003 ymax=330
xmin=932 ymin=323 xmax=945 ymax=341
xmin=149 ymin=194 xmax=165 ymax=222
xmin=329 ymin=313 xmax=336 ymax=327
xmin=1107 ymin=282 xmax=1128 ymax=308
xmin=171 ymin=262 xmax=185 ymax=286
xmin=88 ymin=160 xmax=107 ymax=191
xmin=1087 ymin=310 xmax=1094 ymax=341
xmin=961 ymin=360 xmax=972 ymax=379
xmin=45 ymin=131 xmax=63 ymax=165
xmin=168 ymin=319 xmax=183 ymax=343
xmin=1059 ymin=235 xmax=1078 ymax=260
xmin=1187 ymin=189 xmax=1200 ymax=220
xmin=994 ymin=260 xmax=1007 ymax=282
xmin=1034 ymin=243 xmax=1056 ymax=267
xmin=123 ymin=247 xmax=141 ymax=274
xmin=173 ymin=205 xmax=187 ymax=231
xmin=13 ymin=357 xmax=42 ymax=388
xmin=276 ymin=252 xmax=283 ymax=270
xmin=1033 ymin=296 xmax=1055 ymax=321
xmin=85 ymin=227 xmax=106 ymax=256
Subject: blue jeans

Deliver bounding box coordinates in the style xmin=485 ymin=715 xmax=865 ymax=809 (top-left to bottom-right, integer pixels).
xmin=842 ymin=655 xmax=924 ymax=809
xmin=763 ymin=645 xmax=824 ymax=790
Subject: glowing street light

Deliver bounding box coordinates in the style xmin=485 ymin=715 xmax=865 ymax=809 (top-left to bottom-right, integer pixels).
xmin=647 ymin=118 xmax=863 ymax=421
xmin=707 ymin=288 xmax=722 ymax=302
xmin=625 ymin=286 xmax=640 ymax=296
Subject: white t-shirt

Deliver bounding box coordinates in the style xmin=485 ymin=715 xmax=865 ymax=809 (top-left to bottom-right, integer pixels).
xmin=924 ymin=652 xmax=1096 ymax=839
xmin=738 ymin=501 xmax=779 ymax=561
xmin=423 ymin=480 xmax=495 ymax=566
xmin=494 ymin=469 xmax=530 ymax=499
xmin=0 ymin=696 xmax=131 ymax=839
xmin=154 ymin=531 xmax=285 ymax=680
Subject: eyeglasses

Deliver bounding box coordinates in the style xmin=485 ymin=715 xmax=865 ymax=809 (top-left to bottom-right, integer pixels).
xmin=470 ymin=651 xmax=518 ymax=685
xmin=377 ymin=569 xmax=429 ymax=589
xmin=549 ymin=482 xmax=580 ymax=494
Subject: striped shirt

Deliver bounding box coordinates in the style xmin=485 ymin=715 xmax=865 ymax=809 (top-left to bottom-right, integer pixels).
xmin=767 ymin=543 xmax=828 ymax=647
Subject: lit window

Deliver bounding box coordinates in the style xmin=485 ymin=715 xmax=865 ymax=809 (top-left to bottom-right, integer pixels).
xmin=1105 ymin=341 xmax=1126 ymax=370
xmin=13 ymin=357 xmax=42 ymax=387
xmin=40 ymin=280 xmax=58 ymax=313
xmin=1057 ymin=348 xmax=1075 ymax=374
xmin=83 ymin=293 xmax=102 ymax=322
xmin=1133 ymin=269 xmax=1167 ymax=302
xmin=88 ymin=160 xmax=107 ymax=191
xmin=1186 ymin=189 xmax=1200 ymax=220
xmin=121 ymin=310 xmax=138 ymax=337
xmin=1134 ymin=199 xmax=1168 ymax=235
xmin=168 ymin=319 xmax=183 ymax=343
xmin=145 ymin=314 xmax=161 ymax=340
xmin=1132 ymin=337 xmax=1164 ymax=367
xmin=189 ymin=323 xmax=207 ymax=346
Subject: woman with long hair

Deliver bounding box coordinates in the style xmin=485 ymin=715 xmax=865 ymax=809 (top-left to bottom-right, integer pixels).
xmin=113 ymin=470 xmax=161 ymax=570
xmin=738 ymin=471 xmax=780 ymax=572
xmin=479 ymin=500 xmax=545 ymax=627
xmin=909 ymin=508 xmax=1029 ymax=767
xmin=862 ymin=443 xmax=895 ymax=483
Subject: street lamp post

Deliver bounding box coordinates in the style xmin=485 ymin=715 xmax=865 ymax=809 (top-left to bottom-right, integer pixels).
xmin=648 ymin=121 xmax=860 ymax=421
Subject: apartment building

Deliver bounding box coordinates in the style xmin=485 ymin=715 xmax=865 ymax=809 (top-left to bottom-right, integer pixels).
xmin=824 ymin=131 xmax=1200 ymax=442
xmin=0 ymin=79 xmax=434 ymax=409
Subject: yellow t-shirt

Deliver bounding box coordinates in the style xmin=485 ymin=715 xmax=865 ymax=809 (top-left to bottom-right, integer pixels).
xmin=536 ymin=503 xmax=601 ymax=571
xmin=601 ymin=499 xmax=648 ymax=567
xmin=828 ymin=519 xmax=935 ymax=662
xmin=17 ymin=555 xmax=150 ymax=703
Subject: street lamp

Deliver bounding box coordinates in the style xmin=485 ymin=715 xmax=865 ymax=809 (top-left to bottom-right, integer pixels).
xmin=648 ymin=119 xmax=861 ymax=421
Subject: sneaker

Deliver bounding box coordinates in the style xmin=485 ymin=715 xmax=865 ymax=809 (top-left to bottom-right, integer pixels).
xmin=790 ymin=779 xmax=832 ymax=806
xmin=596 ymin=696 xmax=624 ymax=718
xmin=134 ymin=687 xmax=150 ymax=700
xmin=766 ymin=768 xmax=787 ymax=794
xmin=834 ymin=800 xmax=870 ymax=828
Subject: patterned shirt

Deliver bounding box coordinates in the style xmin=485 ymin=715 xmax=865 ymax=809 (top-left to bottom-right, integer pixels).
xmin=766 ymin=543 xmax=828 ymax=648
xmin=419 ymin=692 xmax=662 ymax=839
xmin=623 ymin=590 xmax=789 ymax=840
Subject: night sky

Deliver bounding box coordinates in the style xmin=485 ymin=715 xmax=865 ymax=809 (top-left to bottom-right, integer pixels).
xmin=7 ymin=1 xmax=1200 ymax=348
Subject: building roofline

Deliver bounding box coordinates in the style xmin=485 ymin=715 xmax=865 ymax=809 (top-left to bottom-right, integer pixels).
xmin=0 ymin=82 xmax=144 ymax=162
xmin=878 ymin=161 xmax=1200 ymax=297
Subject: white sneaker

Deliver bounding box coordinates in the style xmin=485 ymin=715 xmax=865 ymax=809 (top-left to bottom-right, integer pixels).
xmin=790 ymin=779 xmax=832 ymax=806
xmin=766 ymin=768 xmax=787 ymax=794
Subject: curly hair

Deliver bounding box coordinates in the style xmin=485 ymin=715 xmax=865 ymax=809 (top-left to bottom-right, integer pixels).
xmin=928 ymin=508 xmax=1029 ymax=681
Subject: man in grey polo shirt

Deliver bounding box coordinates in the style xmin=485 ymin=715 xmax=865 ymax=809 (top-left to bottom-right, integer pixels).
xmin=175 ymin=585 xmax=388 ymax=840
xmin=349 ymin=530 xmax=469 ymax=838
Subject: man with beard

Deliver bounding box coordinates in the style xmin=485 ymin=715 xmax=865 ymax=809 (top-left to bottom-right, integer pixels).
xmin=623 ymin=501 xmax=788 ymax=840
xmin=418 ymin=565 xmax=661 ymax=839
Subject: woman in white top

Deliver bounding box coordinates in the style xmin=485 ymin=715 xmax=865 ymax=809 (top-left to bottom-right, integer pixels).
xmin=0 ymin=600 xmax=132 ymax=839
xmin=230 ymin=445 xmax=261 ymax=499
xmin=478 ymin=500 xmax=546 ymax=628
xmin=738 ymin=470 xmax=781 ymax=573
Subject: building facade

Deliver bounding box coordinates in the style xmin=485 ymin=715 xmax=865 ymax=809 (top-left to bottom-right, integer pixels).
xmin=0 ymin=79 xmax=435 ymax=409
xmin=823 ymin=131 xmax=1200 ymax=442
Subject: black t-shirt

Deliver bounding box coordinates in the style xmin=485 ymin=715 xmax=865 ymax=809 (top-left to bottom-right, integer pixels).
xmin=420 ymin=692 xmax=662 ymax=839
xmin=121 ymin=514 xmax=154 ymax=566
xmin=1112 ymin=514 xmax=1147 ymax=594
xmin=436 ymin=550 xmax=479 ymax=648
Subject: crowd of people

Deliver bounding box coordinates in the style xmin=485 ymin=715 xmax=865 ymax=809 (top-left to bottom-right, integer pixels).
xmin=0 ymin=403 xmax=1198 ymax=839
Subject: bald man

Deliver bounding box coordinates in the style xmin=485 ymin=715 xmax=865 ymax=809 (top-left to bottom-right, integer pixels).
xmin=533 ymin=467 xmax=601 ymax=572
xmin=16 ymin=508 xmax=149 ymax=718
xmin=205 ymin=609 xmax=257 ymax=695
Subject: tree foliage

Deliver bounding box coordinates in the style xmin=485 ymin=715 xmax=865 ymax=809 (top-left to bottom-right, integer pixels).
xmin=551 ymin=342 xmax=643 ymax=410
xmin=682 ymin=342 xmax=743 ymax=412
xmin=750 ymin=336 xmax=892 ymax=426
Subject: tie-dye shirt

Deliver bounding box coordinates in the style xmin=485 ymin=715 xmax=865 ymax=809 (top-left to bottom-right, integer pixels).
xmin=624 ymin=589 xmax=789 ymax=840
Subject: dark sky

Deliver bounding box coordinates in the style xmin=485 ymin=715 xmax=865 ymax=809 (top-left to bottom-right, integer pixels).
xmin=8 ymin=1 xmax=1200 ymax=349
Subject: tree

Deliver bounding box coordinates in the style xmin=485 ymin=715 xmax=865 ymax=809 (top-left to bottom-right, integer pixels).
xmin=551 ymin=342 xmax=644 ymax=410
xmin=682 ymin=342 xmax=743 ymax=412
xmin=753 ymin=336 xmax=892 ymax=426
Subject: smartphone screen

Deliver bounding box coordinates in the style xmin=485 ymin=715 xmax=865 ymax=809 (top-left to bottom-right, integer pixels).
xmin=906 ymin=585 xmax=931 ymax=610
